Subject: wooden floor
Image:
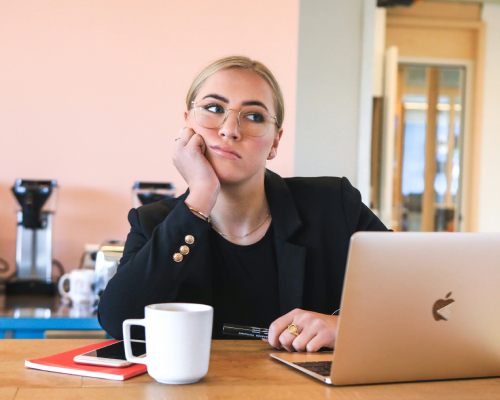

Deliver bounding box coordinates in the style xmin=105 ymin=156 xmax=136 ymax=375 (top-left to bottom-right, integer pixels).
xmin=1 ymin=339 xmax=500 ymax=399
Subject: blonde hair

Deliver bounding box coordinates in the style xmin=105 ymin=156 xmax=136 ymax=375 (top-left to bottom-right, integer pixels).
xmin=186 ymin=56 xmax=284 ymax=129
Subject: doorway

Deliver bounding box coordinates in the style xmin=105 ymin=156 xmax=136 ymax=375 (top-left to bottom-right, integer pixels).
xmin=393 ymin=64 xmax=466 ymax=232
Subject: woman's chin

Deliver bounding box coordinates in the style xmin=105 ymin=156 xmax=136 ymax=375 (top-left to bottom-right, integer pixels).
xmin=214 ymin=170 xmax=244 ymax=186
xmin=211 ymin=165 xmax=256 ymax=186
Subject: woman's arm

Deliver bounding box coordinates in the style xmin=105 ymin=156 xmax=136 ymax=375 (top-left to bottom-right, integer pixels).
xmin=266 ymin=177 xmax=389 ymax=352
xmin=99 ymin=127 xmax=221 ymax=339
xmin=357 ymin=202 xmax=389 ymax=231
xmin=341 ymin=176 xmax=390 ymax=233
xmin=97 ymin=201 xmax=212 ymax=339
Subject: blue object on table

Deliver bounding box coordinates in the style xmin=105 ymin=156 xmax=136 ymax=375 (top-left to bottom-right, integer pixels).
xmin=0 ymin=293 xmax=106 ymax=339
xmin=0 ymin=316 xmax=102 ymax=339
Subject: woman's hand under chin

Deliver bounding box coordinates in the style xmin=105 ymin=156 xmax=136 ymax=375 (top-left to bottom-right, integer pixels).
xmin=265 ymin=309 xmax=339 ymax=352
xmin=172 ymin=127 xmax=220 ymax=216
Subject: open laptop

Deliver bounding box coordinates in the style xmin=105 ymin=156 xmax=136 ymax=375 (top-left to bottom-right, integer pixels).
xmin=271 ymin=232 xmax=500 ymax=385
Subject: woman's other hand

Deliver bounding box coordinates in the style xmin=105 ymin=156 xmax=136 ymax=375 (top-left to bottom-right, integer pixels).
xmin=266 ymin=309 xmax=339 ymax=352
xmin=172 ymin=127 xmax=220 ymax=216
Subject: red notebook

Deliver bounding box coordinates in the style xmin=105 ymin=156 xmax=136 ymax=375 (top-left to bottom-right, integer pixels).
xmin=25 ymin=340 xmax=148 ymax=381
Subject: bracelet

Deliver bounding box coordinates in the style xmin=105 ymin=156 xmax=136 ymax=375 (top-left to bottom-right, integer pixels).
xmin=186 ymin=204 xmax=211 ymax=224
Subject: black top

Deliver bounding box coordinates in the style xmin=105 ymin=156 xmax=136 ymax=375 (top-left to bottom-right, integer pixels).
xmin=210 ymin=224 xmax=280 ymax=339
xmin=98 ymin=170 xmax=390 ymax=340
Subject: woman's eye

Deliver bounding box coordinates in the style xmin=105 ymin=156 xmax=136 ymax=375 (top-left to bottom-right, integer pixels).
xmin=245 ymin=113 xmax=265 ymax=123
xmin=204 ymin=104 xmax=224 ymax=113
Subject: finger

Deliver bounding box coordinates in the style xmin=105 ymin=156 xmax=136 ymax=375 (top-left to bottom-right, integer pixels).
xmin=292 ymin=326 xmax=318 ymax=352
xmin=185 ymin=133 xmax=207 ymax=154
xmin=267 ymin=310 xmax=300 ymax=349
xmin=279 ymin=330 xmax=297 ymax=352
xmin=175 ymin=127 xmax=195 ymax=147
xmin=305 ymin=332 xmax=329 ymax=353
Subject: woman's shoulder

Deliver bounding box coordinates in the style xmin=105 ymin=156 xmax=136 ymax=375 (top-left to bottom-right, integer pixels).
xmin=130 ymin=195 xmax=183 ymax=227
xmin=282 ymin=176 xmax=361 ymax=203
xmin=276 ymin=174 xmax=386 ymax=234
xmin=284 ymin=175 xmax=343 ymax=187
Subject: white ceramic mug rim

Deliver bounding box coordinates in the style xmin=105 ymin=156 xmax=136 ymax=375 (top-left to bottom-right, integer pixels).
xmin=146 ymin=303 xmax=213 ymax=313
xmin=70 ymin=269 xmax=93 ymax=274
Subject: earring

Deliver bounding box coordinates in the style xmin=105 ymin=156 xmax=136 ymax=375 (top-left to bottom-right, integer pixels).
xmin=269 ymin=153 xmax=274 ymax=157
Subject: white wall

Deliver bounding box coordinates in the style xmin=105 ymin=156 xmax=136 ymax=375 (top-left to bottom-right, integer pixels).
xmin=478 ymin=4 xmax=500 ymax=232
xmin=294 ymin=0 xmax=377 ymax=203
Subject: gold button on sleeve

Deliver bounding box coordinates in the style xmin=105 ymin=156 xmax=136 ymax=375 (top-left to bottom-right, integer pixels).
xmin=180 ymin=245 xmax=190 ymax=255
xmin=185 ymin=235 xmax=195 ymax=244
xmin=173 ymin=253 xmax=183 ymax=262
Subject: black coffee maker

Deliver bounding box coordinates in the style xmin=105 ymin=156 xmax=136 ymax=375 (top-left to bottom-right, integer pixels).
xmin=6 ymin=179 xmax=58 ymax=295
xmin=132 ymin=182 xmax=175 ymax=207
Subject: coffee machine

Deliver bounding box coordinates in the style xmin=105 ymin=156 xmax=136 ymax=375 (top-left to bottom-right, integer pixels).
xmin=6 ymin=179 xmax=58 ymax=295
xmin=92 ymin=182 xmax=174 ymax=304
xmin=132 ymin=182 xmax=175 ymax=208
xmin=93 ymin=240 xmax=125 ymax=303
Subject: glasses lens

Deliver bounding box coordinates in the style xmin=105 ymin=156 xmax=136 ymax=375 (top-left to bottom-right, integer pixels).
xmin=192 ymin=100 xmax=273 ymax=136
xmin=239 ymin=107 xmax=272 ymax=137
xmin=193 ymin=100 xmax=226 ymax=129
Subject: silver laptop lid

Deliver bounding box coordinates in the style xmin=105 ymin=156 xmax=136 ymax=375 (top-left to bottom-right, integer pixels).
xmin=331 ymin=232 xmax=500 ymax=386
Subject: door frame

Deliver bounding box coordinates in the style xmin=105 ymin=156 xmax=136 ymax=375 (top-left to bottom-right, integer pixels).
xmin=398 ymin=56 xmax=474 ymax=232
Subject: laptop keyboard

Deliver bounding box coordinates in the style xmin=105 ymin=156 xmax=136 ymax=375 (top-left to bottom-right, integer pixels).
xmin=293 ymin=361 xmax=332 ymax=377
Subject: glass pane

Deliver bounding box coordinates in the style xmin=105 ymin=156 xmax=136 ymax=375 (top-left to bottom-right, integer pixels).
xmin=451 ymin=95 xmax=461 ymax=202
xmin=434 ymin=68 xmax=463 ymax=232
xmin=400 ymin=66 xmax=427 ymax=232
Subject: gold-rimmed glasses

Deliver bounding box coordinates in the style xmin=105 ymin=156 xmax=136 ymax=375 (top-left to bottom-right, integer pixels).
xmin=191 ymin=99 xmax=277 ymax=137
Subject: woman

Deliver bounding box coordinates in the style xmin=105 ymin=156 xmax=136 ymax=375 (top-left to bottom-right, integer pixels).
xmin=98 ymin=56 xmax=389 ymax=352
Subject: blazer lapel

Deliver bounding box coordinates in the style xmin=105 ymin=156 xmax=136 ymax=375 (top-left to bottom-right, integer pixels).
xmin=265 ymin=170 xmax=307 ymax=315
xmin=274 ymin=239 xmax=307 ymax=315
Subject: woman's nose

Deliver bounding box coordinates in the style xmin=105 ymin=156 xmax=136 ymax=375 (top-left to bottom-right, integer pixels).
xmin=218 ymin=110 xmax=241 ymax=140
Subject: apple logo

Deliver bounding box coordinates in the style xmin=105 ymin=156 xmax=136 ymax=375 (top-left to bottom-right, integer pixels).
xmin=432 ymin=292 xmax=455 ymax=321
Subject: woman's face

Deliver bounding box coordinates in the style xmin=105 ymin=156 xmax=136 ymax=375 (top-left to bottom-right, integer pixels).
xmin=184 ymin=68 xmax=282 ymax=185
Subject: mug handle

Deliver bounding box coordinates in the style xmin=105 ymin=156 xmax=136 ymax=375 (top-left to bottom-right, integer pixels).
xmin=58 ymin=273 xmax=71 ymax=298
xmin=123 ymin=319 xmax=148 ymax=365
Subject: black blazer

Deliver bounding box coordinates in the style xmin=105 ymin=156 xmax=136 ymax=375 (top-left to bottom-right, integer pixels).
xmin=98 ymin=170 xmax=389 ymax=339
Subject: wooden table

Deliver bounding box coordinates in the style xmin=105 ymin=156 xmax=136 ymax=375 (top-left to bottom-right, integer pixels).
xmin=2 ymin=339 xmax=500 ymax=399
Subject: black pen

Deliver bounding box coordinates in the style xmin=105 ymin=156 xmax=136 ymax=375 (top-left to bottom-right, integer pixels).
xmin=223 ymin=323 xmax=269 ymax=339
xmin=223 ymin=322 xmax=334 ymax=352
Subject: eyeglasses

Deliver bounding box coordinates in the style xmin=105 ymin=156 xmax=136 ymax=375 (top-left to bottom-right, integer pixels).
xmin=191 ymin=100 xmax=277 ymax=137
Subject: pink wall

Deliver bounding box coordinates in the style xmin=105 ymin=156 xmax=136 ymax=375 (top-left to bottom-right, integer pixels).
xmin=0 ymin=1 xmax=299 ymax=275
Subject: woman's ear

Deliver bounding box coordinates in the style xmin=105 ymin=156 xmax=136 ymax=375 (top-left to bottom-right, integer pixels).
xmin=268 ymin=128 xmax=283 ymax=160
xmin=184 ymin=111 xmax=188 ymax=121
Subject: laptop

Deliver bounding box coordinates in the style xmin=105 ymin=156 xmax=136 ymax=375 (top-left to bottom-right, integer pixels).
xmin=271 ymin=232 xmax=500 ymax=385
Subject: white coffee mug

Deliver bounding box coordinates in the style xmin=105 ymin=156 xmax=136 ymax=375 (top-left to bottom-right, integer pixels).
xmin=58 ymin=269 xmax=95 ymax=304
xmin=123 ymin=303 xmax=213 ymax=384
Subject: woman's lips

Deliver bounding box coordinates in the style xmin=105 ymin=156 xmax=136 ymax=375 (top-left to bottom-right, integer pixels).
xmin=209 ymin=145 xmax=241 ymax=160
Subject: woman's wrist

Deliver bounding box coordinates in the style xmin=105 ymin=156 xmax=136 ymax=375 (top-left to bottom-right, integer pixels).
xmin=185 ymin=188 xmax=218 ymax=218
xmin=185 ymin=203 xmax=211 ymax=223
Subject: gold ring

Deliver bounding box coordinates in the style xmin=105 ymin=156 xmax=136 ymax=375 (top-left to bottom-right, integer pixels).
xmin=288 ymin=324 xmax=299 ymax=336
xmin=175 ymin=137 xmax=181 ymax=141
